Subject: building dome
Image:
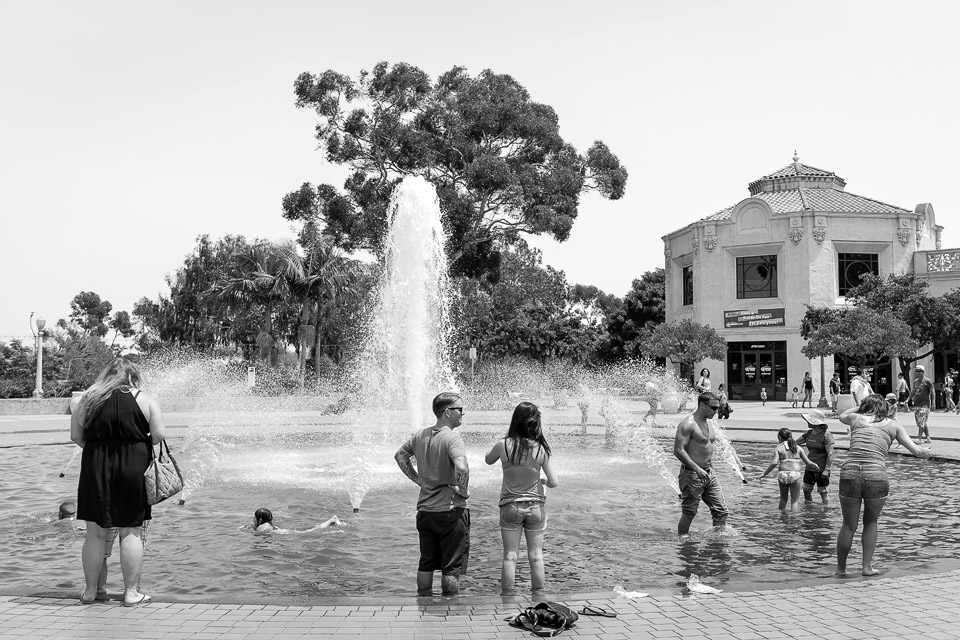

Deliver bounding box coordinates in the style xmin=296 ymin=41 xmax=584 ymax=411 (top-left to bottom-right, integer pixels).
xmin=747 ymin=154 xmax=846 ymax=195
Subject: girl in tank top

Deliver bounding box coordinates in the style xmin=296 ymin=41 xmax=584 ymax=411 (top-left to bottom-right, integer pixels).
xmin=485 ymin=402 xmax=559 ymax=595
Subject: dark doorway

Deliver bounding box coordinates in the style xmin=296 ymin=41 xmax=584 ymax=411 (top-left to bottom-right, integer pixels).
xmin=727 ymin=341 xmax=787 ymax=401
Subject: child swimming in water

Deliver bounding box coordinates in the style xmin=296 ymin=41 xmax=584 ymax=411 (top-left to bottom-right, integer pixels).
xmin=757 ymin=428 xmax=819 ymax=511
xmin=254 ymin=508 xmax=342 ymax=533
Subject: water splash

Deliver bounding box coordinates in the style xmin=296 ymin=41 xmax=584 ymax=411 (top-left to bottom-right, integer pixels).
xmin=595 ymin=393 xmax=680 ymax=495
xmin=178 ymin=424 xmax=234 ymax=503
xmin=709 ymin=418 xmax=745 ymax=482
xmin=346 ymin=456 xmax=371 ymax=512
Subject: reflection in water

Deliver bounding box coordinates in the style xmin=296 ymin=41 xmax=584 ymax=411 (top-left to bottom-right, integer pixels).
xmin=677 ymin=536 xmax=734 ymax=583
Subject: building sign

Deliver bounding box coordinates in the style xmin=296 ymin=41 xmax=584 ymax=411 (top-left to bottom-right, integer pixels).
xmin=724 ymin=308 xmax=785 ymax=328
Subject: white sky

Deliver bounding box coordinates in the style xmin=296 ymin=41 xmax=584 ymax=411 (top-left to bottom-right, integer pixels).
xmin=2 ymin=1 xmax=958 ymax=338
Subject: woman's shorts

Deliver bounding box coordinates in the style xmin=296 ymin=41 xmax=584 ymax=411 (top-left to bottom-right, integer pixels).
xmin=802 ymin=469 xmax=830 ymax=491
xmin=499 ymin=500 xmax=546 ymax=532
xmin=839 ymin=462 xmax=889 ymax=500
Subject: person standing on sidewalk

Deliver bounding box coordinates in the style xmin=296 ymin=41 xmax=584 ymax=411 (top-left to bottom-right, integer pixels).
xmin=395 ymin=392 xmax=470 ymax=595
xmin=896 ymin=373 xmax=909 ymax=410
xmin=801 ymin=372 xmax=814 ymax=409
xmin=943 ymin=375 xmax=956 ymax=412
xmin=908 ymin=365 xmax=935 ymax=444
xmin=850 ymin=368 xmax=873 ymax=407
xmin=829 ymin=373 xmax=842 ymax=415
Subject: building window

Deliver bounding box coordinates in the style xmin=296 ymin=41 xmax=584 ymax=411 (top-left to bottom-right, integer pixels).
xmin=682 ymin=265 xmax=694 ymax=306
xmin=838 ymin=253 xmax=879 ymax=296
xmin=736 ymin=255 xmax=777 ymax=299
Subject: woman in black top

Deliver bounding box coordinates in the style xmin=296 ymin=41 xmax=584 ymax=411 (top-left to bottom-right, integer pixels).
xmin=71 ymin=359 xmax=166 ymax=607
xmin=801 ymin=372 xmax=814 ymax=409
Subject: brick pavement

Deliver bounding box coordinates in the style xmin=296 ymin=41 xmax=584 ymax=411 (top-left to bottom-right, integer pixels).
xmin=3 ymin=569 xmax=960 ymax=639
xmin=3 ymin=403 xmax=960 ymax=639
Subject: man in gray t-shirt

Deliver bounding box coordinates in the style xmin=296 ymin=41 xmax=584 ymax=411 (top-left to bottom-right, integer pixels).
xmin=395 ymin=392 xmax=470 ymax=595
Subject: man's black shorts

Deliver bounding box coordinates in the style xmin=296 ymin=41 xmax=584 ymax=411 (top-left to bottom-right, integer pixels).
xmin=416 ymin=507 xmax=470 ymax=576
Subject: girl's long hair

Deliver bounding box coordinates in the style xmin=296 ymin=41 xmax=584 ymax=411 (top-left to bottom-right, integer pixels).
xmin=78 ymin=358 xmax=144 ymax=428
xmin=858 ymin=394 xmax=890 ymax=422
xmin=777 ymin=427 xmax=797 ymax=453
xmin=505 ymin=402 xmax=551 ymax=464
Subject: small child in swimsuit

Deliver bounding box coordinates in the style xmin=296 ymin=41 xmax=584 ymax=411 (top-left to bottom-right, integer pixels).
xmin=791 ymin=387 xmax=799 ymax=408
xmin=758 ymin=428 xmax=819 ymax=511
xmin=254 ymin=508 xmax=342 ymax=533
xmin=760 ymin=388 xmax=768 ymax=406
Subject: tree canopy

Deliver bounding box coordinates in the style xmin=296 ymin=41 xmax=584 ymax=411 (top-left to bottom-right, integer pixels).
xmin=602 ymin=269 xmax=665 ymax=360
xmin=846 ymin=273 xmax=960 ymax=365
xmin=451 ymin=241 xmax=607 ymax=365
xmin=67 ymin=292 xmax=113 ymax=337
xmin=640 ymin=319 xmax=726 ymax=375
xmin=800 ymin=305 xmax=918 ymax=367
xmin=283 ymin=62 xmax=628 ymax=281
xmin=801 ymin=273 xmax=960 ymax=375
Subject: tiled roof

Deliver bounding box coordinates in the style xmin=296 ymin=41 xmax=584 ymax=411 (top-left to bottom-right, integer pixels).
xmin=700 ymin=188 xmax=910 ymax=222
xmin=761 ymin=162 xmax=836 ymax=179
xmin=801 ymin=189 xmax=910 ymax=214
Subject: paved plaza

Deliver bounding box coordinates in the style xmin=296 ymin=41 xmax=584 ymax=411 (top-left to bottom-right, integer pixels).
xmin=3 ymin=402 xmax=960 ymax=639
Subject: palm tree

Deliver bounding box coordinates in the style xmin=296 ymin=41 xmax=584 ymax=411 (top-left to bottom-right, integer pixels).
xmin=211 ymin=239 xmax=305 ymax=355
xmin=295 ymin=225 xmax=368 ymax=386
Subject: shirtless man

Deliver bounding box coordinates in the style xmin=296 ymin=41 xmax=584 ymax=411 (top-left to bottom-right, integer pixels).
xmin=674 ymin=392 xmax=729 ymax=535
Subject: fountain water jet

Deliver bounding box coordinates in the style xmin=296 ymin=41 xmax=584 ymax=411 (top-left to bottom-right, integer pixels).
xmin=355 ymin=175 xmax=457 ymax=437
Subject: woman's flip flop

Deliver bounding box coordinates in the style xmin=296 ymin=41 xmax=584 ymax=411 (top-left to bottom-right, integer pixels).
xmin=123 ymin=594 xmax=152 ymax=608
xmin=580 ymin=605 xmax=617 ymax=618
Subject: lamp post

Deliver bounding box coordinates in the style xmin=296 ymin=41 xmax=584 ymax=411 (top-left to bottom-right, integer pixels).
xmin=817 ymin=355 xmax=830 ymax=408
xmin=30 ymin=313 xmax=46 ymax=398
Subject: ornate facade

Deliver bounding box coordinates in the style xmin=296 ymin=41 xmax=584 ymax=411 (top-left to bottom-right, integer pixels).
xmin=662 ymin=156 xmax=958 ymax=401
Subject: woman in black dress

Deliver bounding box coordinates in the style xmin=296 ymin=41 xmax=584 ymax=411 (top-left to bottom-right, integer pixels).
xmin=70 ymin=359 xmax=166 ymax=606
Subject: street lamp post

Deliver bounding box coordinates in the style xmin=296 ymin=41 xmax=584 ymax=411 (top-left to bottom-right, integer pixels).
xmin=817 ymin=355 xmax=830 ymax=408
xmin=30 ymin=313 xmax=46 ymax=398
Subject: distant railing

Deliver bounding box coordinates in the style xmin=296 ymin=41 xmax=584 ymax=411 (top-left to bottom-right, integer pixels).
xmin=927 ymin=250 xmax=960 ymax=272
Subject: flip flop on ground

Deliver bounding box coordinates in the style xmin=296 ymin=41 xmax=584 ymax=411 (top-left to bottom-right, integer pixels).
xmin=580 ymin=605 xmax=617 ymax=618
xmin=78 ymin=594 xmax=97 ymax=605
xmin=123 ymin=594 xmax=152 ymax=608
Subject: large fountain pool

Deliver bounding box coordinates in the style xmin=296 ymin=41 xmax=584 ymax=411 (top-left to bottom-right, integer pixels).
xmin=4 ymin=432 xmax=959 ymax=602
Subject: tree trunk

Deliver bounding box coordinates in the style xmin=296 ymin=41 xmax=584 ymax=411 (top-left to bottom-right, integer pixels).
xmin=298 ymin=298 xmax=312 ymax=388
xmin=314 ymin=298 xmax=324 ymax=391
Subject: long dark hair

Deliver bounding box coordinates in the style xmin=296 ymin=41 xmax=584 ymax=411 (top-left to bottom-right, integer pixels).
xmin=777 ymin=427 xmax=797 ymax=453
xmin=505 ymin=402 xmax=551 ymax=464
xmin=254 ymin=508 xmax=273 ymax=527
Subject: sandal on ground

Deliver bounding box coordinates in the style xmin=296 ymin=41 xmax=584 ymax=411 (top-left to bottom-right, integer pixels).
xmin=580 ymin=605 xmax=617 ymax=618
xmin=122 ymin=594 xmax=152 ymax=608
xmin=78 ymin=594 xmax=97 ymax=605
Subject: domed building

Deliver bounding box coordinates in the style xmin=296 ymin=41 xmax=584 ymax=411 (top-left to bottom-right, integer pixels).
xmin=662 ymin=155 xmax=957 ymax=402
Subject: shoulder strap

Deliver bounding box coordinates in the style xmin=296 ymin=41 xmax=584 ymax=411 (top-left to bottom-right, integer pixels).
xmin=133 ymin=389 xmax=141 ymax=399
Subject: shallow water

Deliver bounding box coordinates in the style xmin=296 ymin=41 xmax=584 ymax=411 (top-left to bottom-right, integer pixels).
xmin=3 ymin=434 xmax=958 ymax=600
